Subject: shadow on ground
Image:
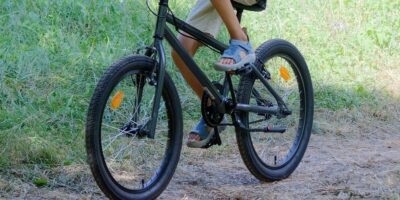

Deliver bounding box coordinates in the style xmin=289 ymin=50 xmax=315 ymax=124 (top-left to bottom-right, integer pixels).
xmin=0 ymin=84 xmax=399 ymax=200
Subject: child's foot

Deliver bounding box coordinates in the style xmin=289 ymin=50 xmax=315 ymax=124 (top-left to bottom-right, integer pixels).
xmin=186 ymin=118 xmax=227 ymax=148
xmin=214 ymin=39 xmax=255 ymax=71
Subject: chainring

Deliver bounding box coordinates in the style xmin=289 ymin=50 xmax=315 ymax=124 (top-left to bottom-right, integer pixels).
xmin=201 ymin=82 xmax=225 ymax=127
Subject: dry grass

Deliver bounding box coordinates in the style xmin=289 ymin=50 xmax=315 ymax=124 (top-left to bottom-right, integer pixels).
xmin=1 ymin=0 xmax=400 ymax=199
xmin=1 ymin=103 xmax=399 ymax=199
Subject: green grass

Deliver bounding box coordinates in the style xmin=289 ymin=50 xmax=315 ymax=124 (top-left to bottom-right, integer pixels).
xmin=0 ymin=0 xmax=399 ymax=168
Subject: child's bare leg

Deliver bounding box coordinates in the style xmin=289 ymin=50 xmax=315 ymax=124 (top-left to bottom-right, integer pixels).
xmin=171 ymin=35 xmax=208 ymax=143
xmin=171 ymin=35 xmax=203 ymax=99
xmin=210 ymin=0 xmax=249 ymax=65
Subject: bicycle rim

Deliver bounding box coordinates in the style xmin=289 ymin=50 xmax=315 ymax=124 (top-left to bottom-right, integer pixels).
xmin=99 ymin=70 xmax=172 ymax=191
xmin=246 ymin=55 xmax=306 ymax=169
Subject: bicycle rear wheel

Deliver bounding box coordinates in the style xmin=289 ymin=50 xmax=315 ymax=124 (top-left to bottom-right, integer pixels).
xmin=236 ymin=39 xmax=313 ymax=181
xmin=86 ymin=56 xmax=182 ymax=200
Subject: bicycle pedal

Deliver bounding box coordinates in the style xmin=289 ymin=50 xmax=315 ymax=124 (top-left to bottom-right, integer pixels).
xmin=201 ymin=127 xmax=222 ymax=149
xmin=213 ymin=127 xmax=222 ymax=145
xmin=235 ymin=63 xmax=253 ymax=75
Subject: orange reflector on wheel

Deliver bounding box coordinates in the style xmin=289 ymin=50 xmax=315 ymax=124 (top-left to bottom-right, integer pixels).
xmin=111 ymin=91 xmax=124 ymax=110
xmin=279 ymin=66 xmax=291 ymax=81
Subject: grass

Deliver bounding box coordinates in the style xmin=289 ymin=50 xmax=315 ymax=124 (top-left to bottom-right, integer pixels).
xmin=0 ymin=0 xmax=399 ymax=173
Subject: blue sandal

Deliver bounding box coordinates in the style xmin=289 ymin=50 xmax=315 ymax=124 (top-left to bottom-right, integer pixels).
xmin=186 ymin=118 xmax=227 ymax=148
xmin=214 ymin=39 xmax=255 ymax=71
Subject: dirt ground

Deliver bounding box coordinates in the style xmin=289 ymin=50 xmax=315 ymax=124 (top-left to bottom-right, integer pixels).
xmin=1 ymin=107 xmax=399 ymax=200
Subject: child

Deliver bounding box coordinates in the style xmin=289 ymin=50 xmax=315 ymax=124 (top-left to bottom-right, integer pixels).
xmin=171 ymin=0 xmax=257 ymax=148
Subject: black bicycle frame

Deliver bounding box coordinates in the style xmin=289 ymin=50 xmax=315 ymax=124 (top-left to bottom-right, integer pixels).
xmin=147 ymin=0 xmax=287 ymax=138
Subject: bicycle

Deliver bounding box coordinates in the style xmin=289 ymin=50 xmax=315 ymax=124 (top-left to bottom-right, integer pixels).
xmin=85 ymin=0 xmax=314 ymax=199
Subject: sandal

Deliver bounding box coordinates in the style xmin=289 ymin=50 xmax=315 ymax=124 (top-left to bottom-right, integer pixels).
xmin=186 ymin=118 xmax=227 ymax=148
xmin=214 ymin=39 xmax=255 ymax=71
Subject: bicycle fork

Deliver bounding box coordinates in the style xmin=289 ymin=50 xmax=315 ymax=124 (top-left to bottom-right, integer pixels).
xmin=146 ymin=0 xmax=169 ymax=139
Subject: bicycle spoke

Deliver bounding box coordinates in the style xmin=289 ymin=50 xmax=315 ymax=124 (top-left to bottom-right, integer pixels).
xmin=96 ymin=70 xmax=173 ymax=190
xmin=237 ymin=49 xmax=310 ymax=171
xmin=249 ymin=118 xmax=269 ymax=125
xmin=86 ymin=54 xmax=182 ymax=199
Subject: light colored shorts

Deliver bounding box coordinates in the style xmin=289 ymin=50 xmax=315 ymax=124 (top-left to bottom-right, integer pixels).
xmin=186 ymin=0 xmax=257 ymax=37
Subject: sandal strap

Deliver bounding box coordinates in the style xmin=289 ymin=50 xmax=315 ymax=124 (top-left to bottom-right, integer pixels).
xmin=220 ymin=39 xmax=254 ymax=63
xmin=190 ymin=118 xmax=209 ymax=140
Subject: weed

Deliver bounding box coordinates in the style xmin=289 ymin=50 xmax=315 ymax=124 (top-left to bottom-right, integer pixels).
xmin=0 ymin=0 xmax=399 ymax=170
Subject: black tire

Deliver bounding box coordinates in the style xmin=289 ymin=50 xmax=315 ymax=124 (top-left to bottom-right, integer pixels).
xmin=86 ymin=56 xmax=183 ymax=200
xmin=236 ymin=39 xmax=313 ymax=181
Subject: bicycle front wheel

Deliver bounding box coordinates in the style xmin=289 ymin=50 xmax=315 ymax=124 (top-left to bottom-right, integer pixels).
xmin=86 ymin=56 xmax=183 ymax=200
xmin=236 ymin=39 xmax=314 ymax=181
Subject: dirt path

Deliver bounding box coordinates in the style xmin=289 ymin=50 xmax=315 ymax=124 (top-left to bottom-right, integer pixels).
xmin=1 ymin=110 xmax=399 ymax=199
